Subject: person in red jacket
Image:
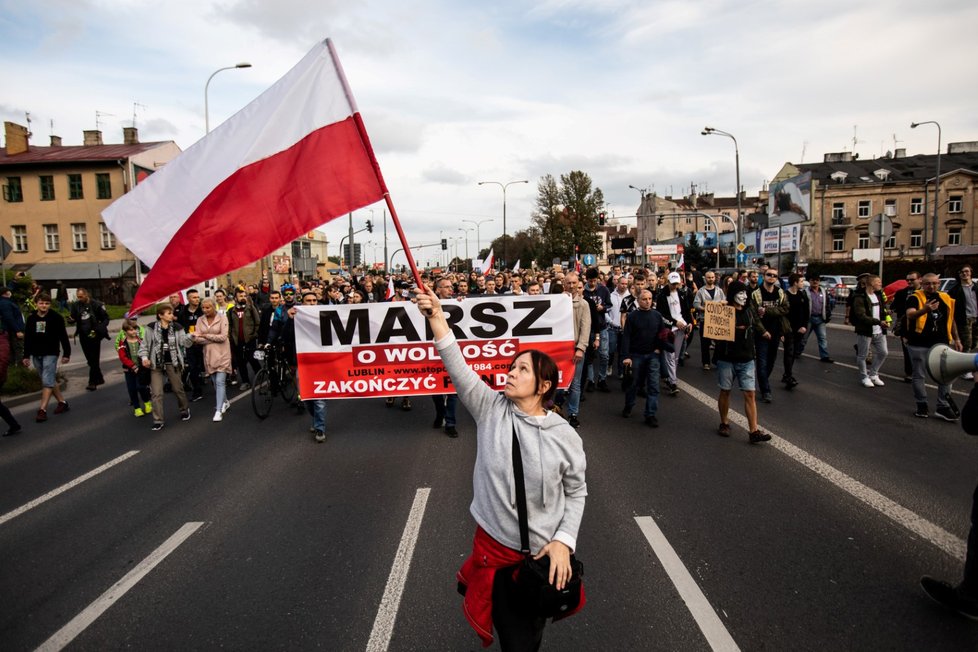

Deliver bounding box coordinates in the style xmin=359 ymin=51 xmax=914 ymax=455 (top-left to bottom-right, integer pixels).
xmin=117 ymin=319 xmax=152 ymax=417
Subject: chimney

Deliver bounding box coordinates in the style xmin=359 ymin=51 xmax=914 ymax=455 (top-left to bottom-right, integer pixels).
xmin=83 ymin=130 xmax=103 ymax=146
xmin=4 ymin=121 xmax=30 ymax=155
xmin=948 ymin=141 xmax=978 ymax=154
xmin=824 ymin=152 xmax=853 ymax=163
xmin=894 ymin=148 xmax=906 ymax=158
xmin=122 ymin=127 xmax=139 ymax=145
xmin=50 ymin=135 xmax=62 ymax=147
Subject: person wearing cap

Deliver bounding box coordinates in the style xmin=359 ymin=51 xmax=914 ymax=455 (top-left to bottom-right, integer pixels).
xmin=656 ymin=271 xmax=693 ymax=396
xmin=715 ymin=281 xmax=771 ymax=443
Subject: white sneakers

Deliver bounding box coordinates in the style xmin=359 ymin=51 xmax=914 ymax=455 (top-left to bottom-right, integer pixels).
xmin=861 ymin=377 xmax=875 ymax=388
xmin=213 ymin=410 xmax=223 ymax=422
xmin=862 ymin=376 xmax=885 ymax=388
xmin=221 ymin=399 xmax=230 ymax=414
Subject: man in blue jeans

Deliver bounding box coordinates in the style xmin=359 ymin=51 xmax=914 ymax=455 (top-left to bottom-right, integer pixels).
xmin=557 ymin=271 xmax=591 ymax=429
xmin=621 ymin=290 xmax=669 ymax=427
xmin=798 ymin=275 xmax=834 ymax=363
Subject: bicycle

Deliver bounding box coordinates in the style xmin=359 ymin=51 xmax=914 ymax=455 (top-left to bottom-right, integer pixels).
xmin=251 ymin=344 xmax=297 ymax=419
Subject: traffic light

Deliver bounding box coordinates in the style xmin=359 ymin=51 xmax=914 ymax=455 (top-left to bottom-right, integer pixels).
xmin=441 ymin=238 xmax=447 ymax=250
xmin=598 ymin=211 xmax=606 ymax=226
xmin=366 ymin=219 xmax=373 ymax=233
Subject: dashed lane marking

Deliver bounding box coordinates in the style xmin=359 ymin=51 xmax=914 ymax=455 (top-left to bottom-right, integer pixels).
xmin=0 ymin=450 xmax=140 ymax=527
xmin=679 ymin=381 xmax=966 ymax=562
xmin=366 ymin=487 xmax=431 ymax=652
xmin=35 ymin=521 xmax=204 ymax=652
xmin=635 ymin=516 xmax=741 ymax=652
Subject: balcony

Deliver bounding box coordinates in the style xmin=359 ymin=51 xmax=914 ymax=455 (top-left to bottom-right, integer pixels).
xmin=292 ymin=255 xmax=319 ymax=275
xmin=829 ymin=216 xmax=851 ymax=229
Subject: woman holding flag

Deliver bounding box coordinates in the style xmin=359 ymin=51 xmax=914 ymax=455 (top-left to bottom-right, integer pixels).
xmin=415 ymin=289 xmax=587 ymax=650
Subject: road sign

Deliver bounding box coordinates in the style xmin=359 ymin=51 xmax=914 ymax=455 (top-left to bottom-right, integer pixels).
xmin=582 ymin=254 xmax=596 ymax=266
xmin=868 ymin=214 xmax=893 ymax=242
xmin=737 ymin=252 xmax=748 ymax=265
xmin=736 ymin=242 xmax=747 ymax=253
xmin=0 ymin=237 xmax=11 ymax=262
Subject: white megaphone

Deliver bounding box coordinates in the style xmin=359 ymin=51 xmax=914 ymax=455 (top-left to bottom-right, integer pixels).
xmin=926 ymin=344 xmax=978 ymax=385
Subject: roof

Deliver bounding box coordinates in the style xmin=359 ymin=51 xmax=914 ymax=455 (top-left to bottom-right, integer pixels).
xmin=935 ymin=244 xmax=978 ymax=258
xmin=0 ymin=142 xmax=173 ymax=166
xmin=794 ymin=152 xmax=978 ymax=186
xmin=26 ymin=261 xmax=134 ymax=281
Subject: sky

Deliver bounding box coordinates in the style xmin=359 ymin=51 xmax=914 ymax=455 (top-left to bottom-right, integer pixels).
xmin=3 ymin=0 xmax=977 ymax=267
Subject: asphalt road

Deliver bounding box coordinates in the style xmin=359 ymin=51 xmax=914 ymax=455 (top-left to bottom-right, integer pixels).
xmin=1 ymin=316 xmax=978 ymax=651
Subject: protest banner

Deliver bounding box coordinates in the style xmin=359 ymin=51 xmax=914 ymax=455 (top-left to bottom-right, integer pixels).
xmin=294 ymin=295 xmax=576 ymax=399
xmin=703 ymin=302 xmax=736 ymax=342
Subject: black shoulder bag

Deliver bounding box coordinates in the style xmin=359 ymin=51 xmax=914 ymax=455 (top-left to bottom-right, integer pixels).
xmin=511 ymin=425 xmax=584 ymax=619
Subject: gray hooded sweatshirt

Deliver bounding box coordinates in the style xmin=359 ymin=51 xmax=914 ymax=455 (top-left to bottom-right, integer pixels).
xmin=435 ymin=333 xmax=587 ymax=553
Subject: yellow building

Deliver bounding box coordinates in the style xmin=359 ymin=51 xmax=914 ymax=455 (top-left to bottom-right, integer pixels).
xmin=0 ymin=121 xmax=180 ymax=302
xmin=770 ymin=144 xmax=978 ymax=264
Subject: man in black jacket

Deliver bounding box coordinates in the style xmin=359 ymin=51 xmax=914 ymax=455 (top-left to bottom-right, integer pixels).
xmin=69 ymin=288 xmax=109 ymax=391
xmin=176 ymin=288 xmax=205 ymax=401
xmin=621 ymin=290 xmax=670 ymax=428
xmin=890 ymin=271 xmax=921 ymax=381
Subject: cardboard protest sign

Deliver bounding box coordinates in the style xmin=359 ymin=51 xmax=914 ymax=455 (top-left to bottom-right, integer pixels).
xmin=703 ymin=302 xmax=736 ymax=342
xmin=294 ymin=295 xmax=576 ymax=398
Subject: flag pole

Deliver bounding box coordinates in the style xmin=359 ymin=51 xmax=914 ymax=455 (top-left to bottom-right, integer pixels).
xmin=325 ymin=39 xmax=425 ymax=290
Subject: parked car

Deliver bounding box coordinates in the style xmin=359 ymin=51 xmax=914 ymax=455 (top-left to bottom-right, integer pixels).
xmin=820 ymin=275 xmax=859 ymax=299
xmin=938 ymin=277 xmax=956 ymax=293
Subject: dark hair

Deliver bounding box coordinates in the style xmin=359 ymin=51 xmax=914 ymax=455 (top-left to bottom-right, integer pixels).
xmin=806 ymin=272 xmax=819 ymax=281
xmin=156 ymin=303 xmax=174 ymax=318
xmin=726 ymin=281 xmax=749 ymax=304
xmin=36 ymin=292 xmax=52 ymax=303
xmin=514 ymin=349 xmax=559 ymax=404
xmin=585 ymin=268 xmax=599 ymax=280
xmin=788 ymin=273 xmax=803 ymax=285
xmin=186 ymin=288 xmax=199 ymax=296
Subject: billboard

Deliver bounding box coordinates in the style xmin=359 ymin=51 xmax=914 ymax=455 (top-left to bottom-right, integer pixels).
xmin=768 ymin=171 xmax=812 ymax=227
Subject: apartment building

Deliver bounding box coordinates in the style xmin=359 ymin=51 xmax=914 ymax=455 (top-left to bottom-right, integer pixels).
xmin=0 ymin=121 xmax=180 ymax=302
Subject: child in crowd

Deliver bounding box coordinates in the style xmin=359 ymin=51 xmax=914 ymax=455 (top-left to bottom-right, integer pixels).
xmin=117 ymin=319 xmax=152 ymax=417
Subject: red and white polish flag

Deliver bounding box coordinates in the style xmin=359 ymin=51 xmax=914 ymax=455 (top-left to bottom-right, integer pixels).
xmin=103 ymin=39 xmax=386 ymax=315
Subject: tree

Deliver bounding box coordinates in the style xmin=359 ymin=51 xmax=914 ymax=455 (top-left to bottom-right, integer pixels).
xmin=530 ymin=171 xmax=605 ymax=265
xmin=486 ymin=228 xmax=541 ymax=270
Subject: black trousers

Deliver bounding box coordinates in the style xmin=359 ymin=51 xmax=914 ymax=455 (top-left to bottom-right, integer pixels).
xmin=492 ymin=568 xmax=547 ymax=652
xmin=185 ymin=346 xmax=205 ymax=397
xmin=233 ymin=340 xmax=261 ymax=384
xmin=79 ymin=335 xmax=104 ymax=385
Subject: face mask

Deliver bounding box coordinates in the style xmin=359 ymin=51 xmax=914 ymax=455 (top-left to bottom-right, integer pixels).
xmin=734 ymin=291 xmax=748 ymax=306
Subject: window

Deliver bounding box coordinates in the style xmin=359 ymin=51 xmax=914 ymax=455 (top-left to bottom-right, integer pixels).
xmin=96 ymin=173 xmax=111 ymax=200
xmin=72 ymin=223 xmax=88 ymax=250
xmin=3 ymin=177 xmax=23 ymax=202
xmin=11 ymin=225 xmax=27 ymax=253
xmin=832 ymin=203 xmax=845 ymax=219
xmin=858 ymin=200 xmax=871 ymax=218
xmin=884 ymin=198 xmax=897 ymax=214
xmin=68 ymin=174 xmax=83 ymax=199
xmin=704 ymin=222 xmax=713 ymax=232
xmin=910 ymin=198 xmax=923 ymax=214
xmin=949 ymin=195 xmax=963 ymax=213
xmin=857 ymin=233 xmax=869 ymax=249
xmin=832 ymin=234 xmax=845 ymax=251
xmin=40 ymin=175 xmax=55 ymax=201
xmin=99 ymin=222 xmax=115 ymax=249
xmin=910 ymin=230 xmax=923 ymax=248
xmin=949 ymin=228 xmax=962 ymax=246
xmin=44 ymin=224 xmax=60 ymax=252
xmin=685 ymin=217 xmax=693 ymax=225
xmin=885 ymin=234 xmax=896 ymax=249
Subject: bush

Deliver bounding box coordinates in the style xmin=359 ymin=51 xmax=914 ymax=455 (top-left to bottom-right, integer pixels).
xmin=2 ymin=364 xmax=43 ymax=395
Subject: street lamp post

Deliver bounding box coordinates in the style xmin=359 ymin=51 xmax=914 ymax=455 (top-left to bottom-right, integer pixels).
xmin=462 ymin=218 xmax=493 ymax=260
xmin=629 ymin=185 xmax=650 ymax=265
xmin=702 ymin=127 xmax=742 ymax=248
xmin=204 ymin=62 xmax=252 ymax=133
xmin=911 ymin=120 xmax=942 ymax=260
xmin=478 ymin=179 xmax=528 ymax=270
xmin=458 ymin=227 xmax=472 ymax=271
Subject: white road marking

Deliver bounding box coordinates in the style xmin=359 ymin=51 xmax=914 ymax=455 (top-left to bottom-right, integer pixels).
xmin=680 ymin=381 xmax=967 ymax=562
xmin=799 ymin=349 xmax=969 ymax=397
xmin=35 ymin=521 xmax=204 ymax=652
xmin=635 ymin=516 xmax=741 ymax=652
xmin=0 ymin=450 xmax=140 ymax=526
xmin=366 ymin=487 xmax=431 ymax=652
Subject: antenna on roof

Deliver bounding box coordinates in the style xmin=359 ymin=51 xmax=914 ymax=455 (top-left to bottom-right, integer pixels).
xmin=24 ymin=112 xmax=32 ymax=138
xmin=852 ymin=125 xmax=865 ymax=152
xmin=49 ymin=118 xmax=55 ymax=135
xmin=95 ymin=110 xmax=115 ymax=130
xmin=132 ymin=102 xmax=148 ymax=129
xmin=893 ymin=133 xmax=903 ymax=150
xmin=801 ymin=140 xmax=808 ymax=163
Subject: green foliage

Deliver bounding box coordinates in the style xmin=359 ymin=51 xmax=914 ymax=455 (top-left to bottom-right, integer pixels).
xmin=2 ymin=364 xmax=42 ymax=395
xmin=684 ymin=233 xmax=704 ymax=268
xmin=530 ymin=171 xmax=605 ymax=264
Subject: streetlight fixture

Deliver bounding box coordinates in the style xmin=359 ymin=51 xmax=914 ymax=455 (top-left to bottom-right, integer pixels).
xmin=701 ymin=127 xmax=742 ymax=247
xmin=911 ymin=120 xmax=942 ymax=260
xmin=462 ymin=218 xmax=493 ymax=260
xmin=478 ymin=179 xmax=528 ymax=270
xmin=205 ymin=62 xmax=252 ymax=133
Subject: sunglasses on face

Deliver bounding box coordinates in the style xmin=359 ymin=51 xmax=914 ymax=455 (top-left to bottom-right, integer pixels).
xmin=764 ymin=273 xmax=778 ymax=278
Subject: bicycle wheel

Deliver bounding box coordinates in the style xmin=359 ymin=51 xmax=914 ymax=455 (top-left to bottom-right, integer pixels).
xmin=278 ymin=364 xmax=297 ymax=404
xmin=251 ymin=368 xmax=274 ymax=419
